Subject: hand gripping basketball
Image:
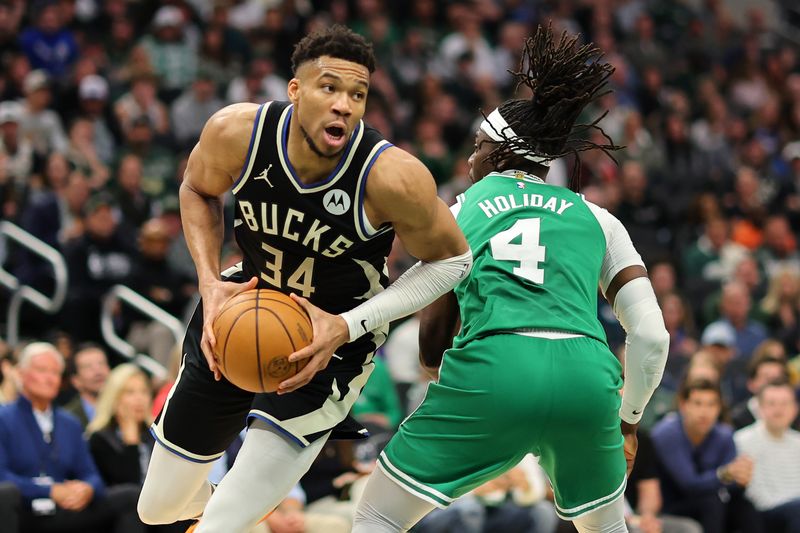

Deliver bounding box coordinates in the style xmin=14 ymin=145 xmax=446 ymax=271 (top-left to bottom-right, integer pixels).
xmin=212 ymin=289 xmax=313 ymax=393
xmin=277 ymin=294 xmax=351 ymax=394
xmin=200 ymin=276 xmax=258 ymax=380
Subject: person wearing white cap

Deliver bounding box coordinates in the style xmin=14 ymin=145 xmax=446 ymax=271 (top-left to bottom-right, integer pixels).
xmin=139 ymin=6 xmax=198 ymax=99
xmin=0 ymin=100 xmax=34 ymax=187
xmin=353 ymin=27 xmax=669 ymax=533
xmin=77 ymin=74 xmax=116 ymax=165
xmin=19 ymin=69 xmax=68 ymax=156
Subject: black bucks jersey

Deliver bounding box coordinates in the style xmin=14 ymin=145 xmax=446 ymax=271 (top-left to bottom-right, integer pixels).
xmin=231 ymin=101 xmax=395 ymax=366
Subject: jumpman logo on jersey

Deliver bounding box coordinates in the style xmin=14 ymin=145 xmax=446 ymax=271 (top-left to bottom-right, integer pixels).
xmin=253 ymin=164 xmax=274 ymax=187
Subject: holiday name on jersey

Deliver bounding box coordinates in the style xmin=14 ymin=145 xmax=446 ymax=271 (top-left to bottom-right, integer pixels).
xmin=237 ymin=200 xmax=353 ymax=258
xmin=477 ymin=193 xmax=574 ymax=219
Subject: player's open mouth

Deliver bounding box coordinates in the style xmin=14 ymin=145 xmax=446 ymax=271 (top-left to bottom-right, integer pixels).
xmin=324 ymin=126 xmax=346 ymax=147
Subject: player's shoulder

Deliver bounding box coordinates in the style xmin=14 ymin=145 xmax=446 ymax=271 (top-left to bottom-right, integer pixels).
xmin=582 ymin=198 xmax=624 ymax=231
xmin=202 ymin=102 xmax=263 ymax=142
xmin=195 ymin=103 xmax=264 ymax=168
xmin=369 ymin=145 xmax=434 ymax=198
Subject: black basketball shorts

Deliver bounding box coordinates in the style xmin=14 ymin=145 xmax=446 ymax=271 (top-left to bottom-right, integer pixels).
xmin=151 ymin=295 xmax=375 ymax=462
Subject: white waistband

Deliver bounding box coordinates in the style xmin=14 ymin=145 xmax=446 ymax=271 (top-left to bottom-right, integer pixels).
xmin=512 ymin=330 xmax=585 ymax=340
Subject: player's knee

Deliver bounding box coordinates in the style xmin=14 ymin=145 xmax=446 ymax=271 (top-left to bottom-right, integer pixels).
xmin=353 ymin=500 xmax=402 ymax=533
xmin=137 ymin=490 xmax=176 ymax=525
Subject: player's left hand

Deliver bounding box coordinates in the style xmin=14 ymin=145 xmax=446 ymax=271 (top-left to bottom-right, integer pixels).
xmin=621 ymin=420 xmax=639 ymax=477
xmin=278 ymin=294 xmax=350 ymax=394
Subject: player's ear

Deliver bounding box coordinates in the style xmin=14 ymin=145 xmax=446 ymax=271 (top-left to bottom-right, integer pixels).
xmin=288 ymin=78 xmax=300 ymax=104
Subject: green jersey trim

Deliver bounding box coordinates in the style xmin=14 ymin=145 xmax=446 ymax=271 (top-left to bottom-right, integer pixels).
xmin=377 ymin=452 xmax=453 ymax=508
xmin=555 ymin=476 xmax=627 ymax=519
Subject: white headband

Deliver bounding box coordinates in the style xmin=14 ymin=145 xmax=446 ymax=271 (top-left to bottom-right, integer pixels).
xmin=479 ymin=108 xmax=552 ymax=167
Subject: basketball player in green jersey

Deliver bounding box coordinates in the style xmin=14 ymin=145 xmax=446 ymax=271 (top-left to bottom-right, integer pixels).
xmin=351 ymin=28 xmax=669 ymax=533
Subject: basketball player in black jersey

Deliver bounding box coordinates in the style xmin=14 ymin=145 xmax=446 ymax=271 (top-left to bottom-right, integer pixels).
xmin=136 ymin=26 xmax=472 ymax=533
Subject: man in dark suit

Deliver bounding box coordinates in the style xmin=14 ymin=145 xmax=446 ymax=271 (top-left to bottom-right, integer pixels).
xmin=0 ymin=342 xmax=141 ymax=533
xmin=62 ymin=344 xmax=110 ymax=429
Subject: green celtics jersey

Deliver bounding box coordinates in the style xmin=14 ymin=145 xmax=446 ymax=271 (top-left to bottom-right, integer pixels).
xmin=452 ymin=171 xmax=608 ymax=347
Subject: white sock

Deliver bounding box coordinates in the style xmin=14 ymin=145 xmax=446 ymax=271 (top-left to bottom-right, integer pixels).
xmin=196 ymin=420 xmax=329 ymax=533
xmin=571 ymin=496 xmax=629 ymax=533
xmin=138 ymin=444 xmax=215 ymax=524
xmin=352 ymin=467 xmax=436 ymax=532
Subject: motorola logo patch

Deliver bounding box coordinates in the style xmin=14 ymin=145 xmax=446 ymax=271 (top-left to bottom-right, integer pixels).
xmin=323 ymin=189 xmax=351 ymax=215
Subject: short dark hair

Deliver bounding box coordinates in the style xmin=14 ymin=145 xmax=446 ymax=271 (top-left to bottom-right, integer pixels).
xmin=291 ymin=25 xmax=375 ymax=74
xmin=66 ymin=342 xmax=106 ymax=378
xmin=747 ymin=352 xmax=787 ymax=380
xmin=756 ymin=378 xmax=795 ymax=401
xmin=679 ymin=378 xmax=722 ymax=402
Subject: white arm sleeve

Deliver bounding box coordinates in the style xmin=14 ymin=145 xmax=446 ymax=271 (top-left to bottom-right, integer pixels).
xmin=585 ymin=201 xmax=645 ymax=294
xmin=340 ymin=249 xmax=473 ymax=343
xmin=614 ymin=277 xmax=669 ymax=424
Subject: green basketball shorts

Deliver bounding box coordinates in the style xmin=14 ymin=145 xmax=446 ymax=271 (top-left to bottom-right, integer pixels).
xmin=379 ymin=333 xmax=627 ymax=519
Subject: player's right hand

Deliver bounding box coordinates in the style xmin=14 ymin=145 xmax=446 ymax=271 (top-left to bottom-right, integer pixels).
xmin=199 ymin=276 xmax=258 ymax=380
xmin=620 ymin=420 xmax=639 ymax=477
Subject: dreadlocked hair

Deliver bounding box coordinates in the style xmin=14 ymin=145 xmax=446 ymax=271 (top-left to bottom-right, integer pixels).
xmin=291 ymin=25 xmax=376 ymax=74
xmin=485 ymin=26 xmax=622 ymax=184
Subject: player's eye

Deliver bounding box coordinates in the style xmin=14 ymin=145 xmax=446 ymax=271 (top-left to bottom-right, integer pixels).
xmin=322 ymin=84 xmax=334 ymax=93
xmin=353 ymin=92 xmax=365 ymax=101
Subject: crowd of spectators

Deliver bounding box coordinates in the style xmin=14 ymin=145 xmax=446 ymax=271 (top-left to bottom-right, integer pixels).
xmin=0 ymin=0 xmax=798 ymax=531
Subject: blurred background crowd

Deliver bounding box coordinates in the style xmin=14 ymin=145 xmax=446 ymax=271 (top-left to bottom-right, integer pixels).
xmin=0 ymin=0 xmax=799 ymax=532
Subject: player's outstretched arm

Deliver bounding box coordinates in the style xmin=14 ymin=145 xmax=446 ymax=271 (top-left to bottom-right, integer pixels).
xmin=181 ymin=103 xmax=260 ymax=379
xmin=279 ymin=148 xmax=471 ymax=393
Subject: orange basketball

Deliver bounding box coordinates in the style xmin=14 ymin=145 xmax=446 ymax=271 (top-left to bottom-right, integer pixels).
xmin=212 ymin=289 xmax=312 ymax=393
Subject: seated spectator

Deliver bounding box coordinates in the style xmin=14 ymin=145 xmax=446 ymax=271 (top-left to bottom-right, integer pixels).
xmin=126 ymin=218 xmax=193 ymax=368
xmin=624 ymin=430 xmax=702 ymax=533
xmin=755 ymin=215 xmax=800 ymax=279
xmin=734 ymin=380 xmax=800 ymax=533
xmin=651 ymin=379 xmax=763 ymax=533
xmin=0 ymin=100 xmax=33 ymax=192
xmin=18 ymin=0 xmax=77 ymax=79
xmin=682 ymin=217 xmax=748 ymax=310
xmin=702 ymin=281 xmax=768 ymax=361
xmin=61 ymin=191 xmax=137 ymax=343
xmin=74 ymin=74 xmax=117 ymax=166
xmin=86 ymin=364 xmax=153 ymax=487
xmin=117 ymin=115 xmax=177 ymax=201
xmin=757 ymin=269 xmax=800 ymax=354
xmin=62 ymin=344 xmax=110 ymax=429
xmin=114 ymin=72 xmax=170 ymax=138
xmin=0 ymin=342 xmax=141 ymax=533
xmin=115 ymin=154 xmax=155 ymax=233
xmin=615 ymin=160 xmax=672 ymax=264
xmin=65 ymin=117 xmax=110 ymax=190
xmin=18 ymin=69 xmax=68 ymax=157
xmin=698 ymin=322 xmax=737 ymax=371
xmin=170 ymin=71 xmax=224 ymax=151
xmin=729 ymin=344 xmax=798 ymax=430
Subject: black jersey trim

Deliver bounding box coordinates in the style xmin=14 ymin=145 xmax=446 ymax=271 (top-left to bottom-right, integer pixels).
xmin=232 ymin=103 xmax=269 ymax=194
xmin=149 ymin=427 xmax=221 ymax=463
xmin=277 ymin=105 xmax=364 ymax=193
xmin=355 ymin=141 xmax=393 ymax=240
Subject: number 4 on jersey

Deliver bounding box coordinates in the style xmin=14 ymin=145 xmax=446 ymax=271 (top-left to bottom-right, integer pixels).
xmin=489 ymin=218 xmax=546 ymax=284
